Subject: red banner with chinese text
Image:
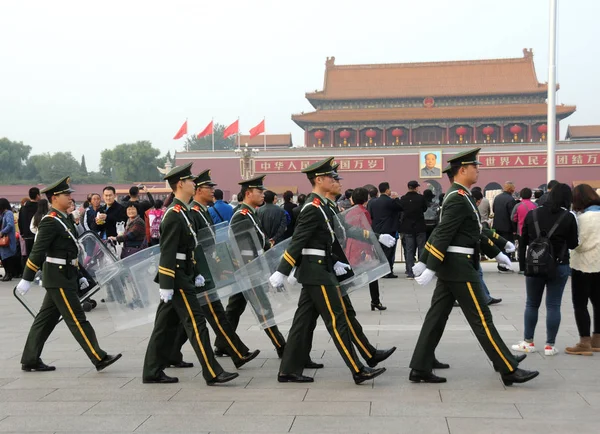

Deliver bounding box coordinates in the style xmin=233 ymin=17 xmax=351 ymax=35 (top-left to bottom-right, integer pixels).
xmin=478 ymin=152 xmax=600 ymax=169
xmin=253 ymin=157 xmax=385 ymax=173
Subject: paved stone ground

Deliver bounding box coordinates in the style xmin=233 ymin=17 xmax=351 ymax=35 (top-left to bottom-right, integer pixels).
xmin=1 ymin=262 xmax=599 ymax=433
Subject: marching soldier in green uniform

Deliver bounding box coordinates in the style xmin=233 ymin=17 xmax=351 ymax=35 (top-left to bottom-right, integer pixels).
xmin=17 ymin=176 xmax=121 ymax=372
xmin=409 ymin=149 xmax=539 ymax=386
xmin=218 ymin=175 xmax=287 ymax=358
xmin=317 ymin=164 xmax=397 ymax=367
xmin=270 ymin=158 xmax=387 ymax=384
xmin=142 ymin=163 xmax=238 ymax=385
xmin=169 ymin=169 xmax=260 ymax=369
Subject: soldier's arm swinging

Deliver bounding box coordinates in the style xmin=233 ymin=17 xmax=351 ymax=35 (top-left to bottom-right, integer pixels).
xmin=276 ymin=205 xmax=321 ymax=276
xmin=22 ymin=217 xmax=56 ymax=282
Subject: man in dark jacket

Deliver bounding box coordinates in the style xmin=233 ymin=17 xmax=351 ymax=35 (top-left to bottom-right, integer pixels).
xmin=18 ymin=187 xmax=40 ymax=265
xmin=492 ymin=182 xmax=517 ymax=245
xmin=536 ymin=179 xmax=558 ymax=207
xmin=282 ymin=190 xmax=297 ymax=240
xmin=91 ymin=186 xmax=127 ymax=238
xmin=256 ymin=190 xmax=287 ymax=245
xmin=370 ymin=182 xmax=403 ymax=278
xmin=125 ymin=185 xmax=155 ymax=215
xmin=399 ymin=181 xmax=428 ymax=279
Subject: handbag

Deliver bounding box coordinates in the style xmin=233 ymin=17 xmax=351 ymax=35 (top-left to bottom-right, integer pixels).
xmin=0 ymin=217 xmax=8 ymax=247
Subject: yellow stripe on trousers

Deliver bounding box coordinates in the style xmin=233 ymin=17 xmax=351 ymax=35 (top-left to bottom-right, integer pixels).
xmin=338 ymin=288 xmax=372 ymax=359
xmin=59 ymin=288 xmax=102 ymax=361
xmin=203 ymin=293 xmax=243 ymax=359
xmin=466 ymin=282 xmax=513 ymax=371
xmin=320 ymin=285 xmax=359 ymax=372
xmin=180 ymin=289 xmax=216 ymax=378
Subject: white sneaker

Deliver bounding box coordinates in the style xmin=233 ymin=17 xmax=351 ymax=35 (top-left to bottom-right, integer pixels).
xmin=512 ymin=341 xmax=536 ymax=353
xmin=544 ymin=345 xmax=559 ymax=356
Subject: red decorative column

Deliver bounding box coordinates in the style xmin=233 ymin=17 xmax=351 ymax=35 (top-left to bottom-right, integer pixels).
xmin=527 ymin=124 xmax=532 ymax=142
xmin=500 ymin=125 xmax=504 ymax=143
xmin=473 ymin=126 xmax=477 ymax=143
xmin=409 ymin=127 xmax=413 ymax=144
xmin=556 ymin=123 xmax=560 ymax=140
xmin=304 ymin=128 xmax=308 ymax=147
xmin=382 ymin=127 xmax=387 ymax=146
xmin=445 ymin=126 xmax=450 ymax=144
xmin=356 ymin=128 xmax=360 ymax=146
xmin=330 ymin=129 xmax=334 ymax=146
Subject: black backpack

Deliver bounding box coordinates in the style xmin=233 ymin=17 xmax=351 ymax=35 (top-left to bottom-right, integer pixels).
xmin=525 ymin=210 xmax=568 ymax=278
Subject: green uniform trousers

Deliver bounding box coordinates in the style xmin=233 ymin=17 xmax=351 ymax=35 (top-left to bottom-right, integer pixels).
xmin=169 ymin=294 xmax=250 ymax=364
xmin=21 ymin=287 xmax=107 ymax=366
xmin=143 ymin=288 xmax=223 ymax=382
xmin=217 ymin=291 xmax=285 ymax=352
xmin=305 ymin=292 xmax=377 ymax=363
xmin=280 ymin=284 xmax=364 ymax=375
xmin=410 ymin=278 xmax=517 ymax=375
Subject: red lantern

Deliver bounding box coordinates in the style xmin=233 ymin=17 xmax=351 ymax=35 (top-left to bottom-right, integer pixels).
xmin=537 ymin=124 xmax=548 ymax=141
xmin=509 ymin=125 xmax=522 ymax=141
xmin=313 ymin=130 xmax=325 ymax=145
xmin=456 ymin=126 xmax=467 ymax=143
xmin=391 ymin=128 xmax=404 ymax=144
xmin=482 ymin=126 xmax=494 ymax=142
xmin=339 ymin=129 xmax=351 ymax=145
xmin=365 ymin=129 xmax=377 ymax=144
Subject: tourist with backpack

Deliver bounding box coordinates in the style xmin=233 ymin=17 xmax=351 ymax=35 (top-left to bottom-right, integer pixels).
xmin=145 ymin=200 xmax=164 ymax=246
xmin=512 ymin=184 xmax=579 ymax=356
xmin=511 ymin=188 xmax=537 ymax=274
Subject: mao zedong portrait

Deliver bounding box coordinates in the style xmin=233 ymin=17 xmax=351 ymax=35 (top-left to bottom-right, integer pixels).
xmin=420 ymin=152 xmax=442 ymax=178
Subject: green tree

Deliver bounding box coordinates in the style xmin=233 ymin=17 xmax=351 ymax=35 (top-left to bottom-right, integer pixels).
xmin=0 ymin=137 xmax=32 ymax=182
xmin=184 ymin=123 xmax=236 ymax=151
xmin=80 ymin=155 xmax=88 ymax=175
xmin=100 ymin=141 xmax=164 ymax=182
xmin=28 ymin=152 xmax=83 ymax=184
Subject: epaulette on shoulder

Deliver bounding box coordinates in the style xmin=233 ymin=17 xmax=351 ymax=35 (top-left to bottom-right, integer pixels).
xmin=48 ymin=211 xmax=57 ymax=217
xmin=312 ymin=197 xmax=321 ymax=206
xmin=241 ymin=208 xmax=249 ymax=215
xmin=192 ymin=205 xmax=200 ymax=211
xmin=458 ymin=189 xmax=466 ymax=196
xmin=173 ymin=204 xmax=182 ymax=213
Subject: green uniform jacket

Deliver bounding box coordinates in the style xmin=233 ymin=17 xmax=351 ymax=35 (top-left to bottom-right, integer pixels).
xmin=23 ymin=208 xmax=81 ymax=288
xmin=155 ymin=198 xmax=200 ymax=291
xmin=277 ymin=193 xmax=352 ymax=285
xmin=420 ymin=183 xmax=500 ymax=282
xmin=189 ymin=201 xmax=217 ymax=291
xmin=230 ymin=203 xmax=270 ymax=265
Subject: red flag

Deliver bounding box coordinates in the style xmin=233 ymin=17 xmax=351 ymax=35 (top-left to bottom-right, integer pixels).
xmin=173 ymin=120 xmax=187 ymax=140
xmin=249 ymin=119 xmax=265 ymax=139
xmin=197 ymin=120 xmax=213 ymax=138
xmin=223 ymin=119 xmax=239 ymax=139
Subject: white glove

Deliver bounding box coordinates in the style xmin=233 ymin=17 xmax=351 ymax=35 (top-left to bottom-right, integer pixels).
xmin=287 ymin=268 xmax=298 ymax=285
xmin=16 ymin=279 xmax=32 ymax=296
xmin=415 ymin=269 xmax=435 ymax=286
xmin=269 ymin=271 xmax=286 ymax=287
xmin=194 ymin=274 xmax=205 ymax=287
xmin=378 ymin=234 xmax=396 ymax=248
xmin=71 ymin=210 xmax=80 ymax=221
xmin=495 ymin=252 xmax=513 ymax=270
xmin=159 ymin=289 xmax=174 ymax=303
xmin=333 ymin=261 xmax=351 ymax=276
xmin=504 ymin=242 xmax=516 ymax=253
xmin=412 ymin=262 xmax=427 ymax=277
xmin=78 ymin=277 xmax=89 ymax=290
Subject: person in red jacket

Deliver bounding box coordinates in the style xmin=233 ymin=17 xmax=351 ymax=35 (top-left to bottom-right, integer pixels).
xmin=345 ymin=187 xmax=386 ymax=311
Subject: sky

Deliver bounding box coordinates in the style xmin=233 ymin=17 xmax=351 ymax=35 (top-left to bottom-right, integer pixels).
xmin=2 ymin=0 xmax=599 ymax=172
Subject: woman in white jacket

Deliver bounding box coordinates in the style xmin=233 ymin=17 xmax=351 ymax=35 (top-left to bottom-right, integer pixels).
xmin=565 ymin=184 xmax=600 ymax=355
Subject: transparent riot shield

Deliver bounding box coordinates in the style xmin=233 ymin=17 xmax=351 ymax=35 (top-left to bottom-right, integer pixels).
xmin=13 ymin=231 xmax=118 ymax=319
xmin=195 ymin=222 xmax=260 ymax=306
xmin=232 ymin=238 xmax=297 ymax=329
xmin=232 ymin=207 xmax=390 ymax=329
xmin=95 ymin=245 xmax=161 ymax=331
xmin=332 ymin=207 xmax=391 ymax=294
